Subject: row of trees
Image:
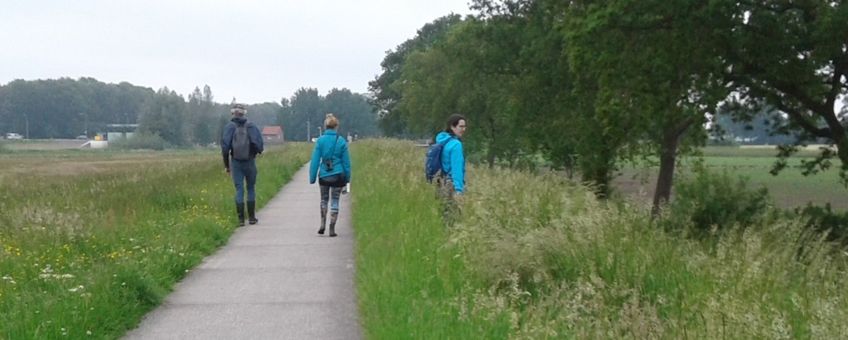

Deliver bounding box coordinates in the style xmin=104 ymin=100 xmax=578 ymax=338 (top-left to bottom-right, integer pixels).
xmin=0 ymin=78 xmax=380 ymax=146
xmin=0 ymin=78 xmax=152 ymax=140
xmin=370 ymin=0 xmax=848 ymax=214
xmin=280 ymin=88 xmax=379 ymax=141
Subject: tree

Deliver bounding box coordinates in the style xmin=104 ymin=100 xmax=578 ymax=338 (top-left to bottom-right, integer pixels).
xmin=565 ymin=0 xmax=730 ymax=212
xmin=468 ymin=0 xmax=635 ymax=195
xmin=369 ymin=14 xmax=464 ymax=138
xmin=138 ymin=87 xmax=188 ymax=146
xmin=718 ymin=0 xmax=848 ymax=183
xmin=0 ymin=78 xmax=153 ymax=139
xmin=282 ymin=88 xmax=324 ymax=141
xmin=324 ymin=88 xmax=379 ymax=138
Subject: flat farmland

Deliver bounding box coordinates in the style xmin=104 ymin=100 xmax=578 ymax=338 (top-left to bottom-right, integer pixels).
xmin=614 ymin=146 xmax=847 ymax=211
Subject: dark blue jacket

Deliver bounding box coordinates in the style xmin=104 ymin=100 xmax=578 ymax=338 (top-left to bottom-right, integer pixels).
xmin=221 ymin=117 xmax=264 ymax=168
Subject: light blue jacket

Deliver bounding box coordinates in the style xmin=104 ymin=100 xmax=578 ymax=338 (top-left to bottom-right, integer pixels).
xmin=435 ymin=131 xmax=465 ymax=193
xmin=309 ymin=129 xmax=351 ymax=184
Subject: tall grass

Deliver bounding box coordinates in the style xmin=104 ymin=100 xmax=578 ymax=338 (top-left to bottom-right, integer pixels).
xmin=352 ymin=140 xmax=511 ymax=339
xmin=354 ymin=139 xmax=848 ymax=338
xmin=0 ymin=143 xmax=310 ymax=338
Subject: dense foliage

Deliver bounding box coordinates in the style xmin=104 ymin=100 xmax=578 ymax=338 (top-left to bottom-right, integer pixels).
xmin=371 ymin=0 xmax=848 ymax=210
xmin=279 ymin=87 xmax=380 ymax=142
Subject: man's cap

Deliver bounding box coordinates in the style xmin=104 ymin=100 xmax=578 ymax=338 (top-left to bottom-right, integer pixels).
xmin=231 ymin=103 xmax=247 ymax=114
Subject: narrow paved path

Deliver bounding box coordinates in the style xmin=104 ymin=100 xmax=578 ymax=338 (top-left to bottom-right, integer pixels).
xmin=124 ymin=165 xmax=361 ymax=340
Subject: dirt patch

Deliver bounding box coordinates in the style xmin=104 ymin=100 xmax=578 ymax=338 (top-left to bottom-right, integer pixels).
xmin=0 ymin=152 xmax=208 ymax=181
xmin=4 ymin=139 xmax=88 ymax=150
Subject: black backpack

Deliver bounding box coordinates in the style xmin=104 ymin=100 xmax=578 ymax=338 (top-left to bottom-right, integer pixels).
xmin=232 ymin=123 xmax=251 ymax=161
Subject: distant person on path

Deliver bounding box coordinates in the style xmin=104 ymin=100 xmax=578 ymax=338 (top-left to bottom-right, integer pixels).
xmin=434 ymin=114 xmax=467 ymax=220
xmin=309 ymin=113 xmax=351 ymax=237
xmin=222 ymin=103 xmax=264 ymax=227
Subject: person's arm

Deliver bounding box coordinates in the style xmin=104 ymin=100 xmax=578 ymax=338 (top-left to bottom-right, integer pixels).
xmin=221 ymin=123 xmax=233 ymax=172
xmin=451 ymin=142 xmax=465 ymax=193
xmin=342 ymin=141 xmax=351 ymax=183
xmin=309 ymin=141 xmax=321 ymax=184
xmin=250 ymin=124 xmax=264 ymax=155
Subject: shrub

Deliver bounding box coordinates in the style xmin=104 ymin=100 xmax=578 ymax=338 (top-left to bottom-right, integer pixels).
xmin=109 ymin=132 xmax=170 ymax=150
xmin=794 ymin=203 xmax=848 ymax=244
xmin=664 ymin=168 xmax=773 ymax=235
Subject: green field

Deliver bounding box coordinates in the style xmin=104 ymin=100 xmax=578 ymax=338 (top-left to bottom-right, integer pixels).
xmin=0 ymin=143 xmax=310 ymax=338
xmin=615 ymin=146 xmax=847 ymax=211
xmin=3 ymin=140 xmax=846 ymax=338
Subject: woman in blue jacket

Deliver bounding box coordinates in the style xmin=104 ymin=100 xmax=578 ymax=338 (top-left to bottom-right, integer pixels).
xmin=309 ymin=114 xmax=351 ymax=237
xmin=435 ymin=114 xmax=467 ymax=197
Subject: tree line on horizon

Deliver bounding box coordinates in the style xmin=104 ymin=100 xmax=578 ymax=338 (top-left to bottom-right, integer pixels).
xmin=0 ymin=78 xmax=380 ymax=146
xmin=369 ymin=0 xmax=848 ymax=214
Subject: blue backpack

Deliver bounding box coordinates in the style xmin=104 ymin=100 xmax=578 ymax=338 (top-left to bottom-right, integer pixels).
xmin=425 ymin=138 xmax=450 ymax=182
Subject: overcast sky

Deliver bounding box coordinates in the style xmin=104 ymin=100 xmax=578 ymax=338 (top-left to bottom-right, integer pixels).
xmin=0 ymin=0 xmax=472 ymax=104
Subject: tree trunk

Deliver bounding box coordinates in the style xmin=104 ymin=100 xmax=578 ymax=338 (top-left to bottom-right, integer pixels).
xmin=582 ymin=146 xmax=614 ymax=199
xmin=487 ymin=116 xmax=496 ymax=168
xmin=651 ymin=118 xmax=695 ymax=217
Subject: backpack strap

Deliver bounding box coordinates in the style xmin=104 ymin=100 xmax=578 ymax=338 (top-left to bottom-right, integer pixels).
xmin=323 ymin=135 xmax=340 ymax=169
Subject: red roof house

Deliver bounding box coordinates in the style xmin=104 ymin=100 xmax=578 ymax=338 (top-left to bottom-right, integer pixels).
xmin=262 ymin=125 xmax=284 ymax=141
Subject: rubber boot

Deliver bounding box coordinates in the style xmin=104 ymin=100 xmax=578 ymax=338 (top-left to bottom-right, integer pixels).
xmin=329 ymin=212 xmax=338 ymax=237
xmin=247 ymin=201 xmax=258 ymax=225
xmin=318 ymin=207 xmax=327 ymax=235
xmin=236 ymin=202 xmax=245 ymax=227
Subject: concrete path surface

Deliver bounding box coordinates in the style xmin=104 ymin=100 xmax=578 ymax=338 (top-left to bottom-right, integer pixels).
xmin=124 ymin=165 xmax=361 ymax=340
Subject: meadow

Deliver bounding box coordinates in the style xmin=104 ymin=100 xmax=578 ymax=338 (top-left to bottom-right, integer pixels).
xmin=615 ymin=146 xmax=847 ymax=211
xmin=0 ymin=143 xmax=310 ymax=338
xmin=2 ymin=139 xmax=846 ymax=339
xmin=353 ymin=139 xmax=848 ymax=339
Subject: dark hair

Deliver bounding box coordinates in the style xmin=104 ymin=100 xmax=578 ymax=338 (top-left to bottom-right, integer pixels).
xmin=445 ymin=114 xmax=466 ymax=135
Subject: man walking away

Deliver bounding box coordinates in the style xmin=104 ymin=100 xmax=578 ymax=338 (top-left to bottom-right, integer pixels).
xmin=221 ymin=103 xmax=264 ymax=226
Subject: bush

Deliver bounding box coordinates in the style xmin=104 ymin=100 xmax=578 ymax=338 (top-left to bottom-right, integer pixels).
xmin=664 ymin=168 xmax=773 ymax=235
xmin=109 ymin=132 xmax=170 ymax=150
xmin=794 ymin=203 xmax=848 ymax=244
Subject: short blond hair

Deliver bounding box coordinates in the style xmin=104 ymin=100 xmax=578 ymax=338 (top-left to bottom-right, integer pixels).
xmin=324 ymin=113 xmax=339 ymax=129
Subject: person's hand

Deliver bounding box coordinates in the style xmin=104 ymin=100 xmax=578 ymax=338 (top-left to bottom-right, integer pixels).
xmin=224 ymin=167 xmax=230 ymax=175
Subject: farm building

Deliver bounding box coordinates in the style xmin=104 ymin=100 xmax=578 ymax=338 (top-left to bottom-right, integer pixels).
xmin=262 ymin=125 xmax=284 ymax=141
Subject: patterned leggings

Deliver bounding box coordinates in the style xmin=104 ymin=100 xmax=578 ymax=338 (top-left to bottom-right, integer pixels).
xmin=320 ymin=185 xmax=343 ymax=213
xmin=436 ymin=176 xmax=459 ymax=225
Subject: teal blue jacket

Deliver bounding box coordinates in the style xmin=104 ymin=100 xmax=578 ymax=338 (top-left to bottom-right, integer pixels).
xmin=435 ymin=131 xmax=465 ymax=193
xmin=309 ymin=129 xmax=351 ymax=184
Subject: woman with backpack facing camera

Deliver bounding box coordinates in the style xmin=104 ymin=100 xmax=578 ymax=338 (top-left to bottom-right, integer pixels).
xmin=309 ymin=113 xmax=352 ymax=237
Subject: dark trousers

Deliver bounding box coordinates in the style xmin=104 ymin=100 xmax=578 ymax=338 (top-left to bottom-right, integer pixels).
xmin=231 ymin=159 xmax=257 ymax=204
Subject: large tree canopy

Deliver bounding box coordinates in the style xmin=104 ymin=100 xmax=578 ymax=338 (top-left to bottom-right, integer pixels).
xmin=376 ymin=0 xmax=847 ymax=206
xmin=280 ymin=88 xmax=379 ymax=141
xmin=718 ymin=0 xmax=848 ymax=182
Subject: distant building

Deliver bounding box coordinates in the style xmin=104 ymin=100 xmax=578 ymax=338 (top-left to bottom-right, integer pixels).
xmin=105 ymin=124 xmax=139 ymax=141
xmin=262 ymin=125 xmax=284 ymax=141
